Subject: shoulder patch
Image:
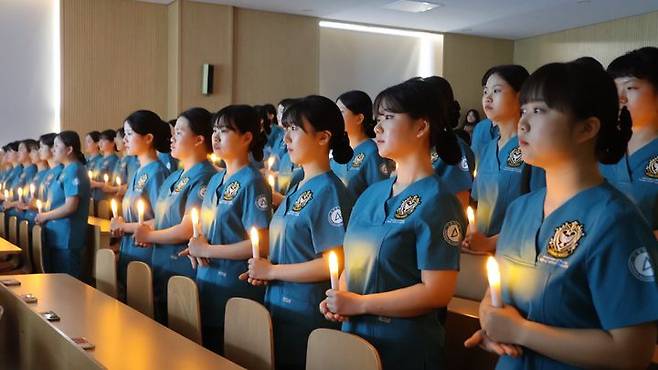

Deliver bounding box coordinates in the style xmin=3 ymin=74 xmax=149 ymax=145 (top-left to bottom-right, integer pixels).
xmin=506 ymin=147 xmax=524 ymax=168
xmin=72 ymin=178 xmax=79 ymax=186
xmin=135 ymin=174 xmax=148 ymax=191
xmin=443 ymin=221 xmax=463 ymax=246
xmin=547 ymin=220 xmax=585 ymax=258
xmin=328 ymin=206 xmax=343 ymax=227
xmin=256 ymin=194 xmax=269 ymax=210
xmin=459 ymin=156 xmax=469 ymax=172
xmin=292 ymin=190 xmax=313 ymax=212
xmin=222 ymin=181 xmax=240 ymax=201
xmin=394 ymin=195 xmax=421 ymax=220
xmin=199 ymin=185 xmax=207 ymax=199
xmin=174 ymin=177 xmax=189 ymax=193
xmin=430 ymin=151 xmax=440 ymax=164
xmin=352 ymin=153 xmax=365 ymax=168
xmin=645 ymin=156 xmax=658 ymax=179
xmin=628 ymin=247 xmax=655 ymax=282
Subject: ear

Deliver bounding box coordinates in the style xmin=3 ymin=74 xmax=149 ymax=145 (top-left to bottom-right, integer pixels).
xmin=193 ymin=134 xmax=206 ymax=149
xmin=65 ymin=146 xmax=74 ymax=158
xmin=416 ymin=119 xmax=430 ymax=139
xmin=242 ymin=131 xmax=254 ymax=147
xmin=355 ymin=113 xmax=365 ymax=126
xmin=316 ymin=130 xmax=332 ymax=147
xmin=575 ymin=117 xmax=600 ymax=144
xmin=144 ymin=133 xmax=154 ymax=146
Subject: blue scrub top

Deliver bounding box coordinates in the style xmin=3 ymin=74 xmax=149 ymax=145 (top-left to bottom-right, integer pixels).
xmin=265 ymin=171 xmax=354 ymax=370
xmin=20 ymin=168 xmax=50 ymax=224
xmin=342 ymin=174 xmax=465 ymax=370
xmin=432 ymin=137 xmax=476 ymax=194
xmin=157 ymin=151 xmax=179 ymax=172
xmin=330 ymin=139 xmax=393 ymax=198
xmin=196 ymin=165 xmax=272 ymax=329
xmin=496 ymin=183 xmax=658 ymax=370
xmin=117 ymin=159 xmax=170 ymax=284
xmin=85 ymin=153 xmax=102 ymax=174
xmin=113 ymin=155 xmax=139 ymax=186
xmin=471 ymin=119 xmax=498 ymax=164
xmin=275 ymin=151 xmax=304 ymax=195
xmin=600 ymin=138 xmax=658 ymax=230
xmin=265 ymin=125 xmax=284 ymax=159
xmin=471 ymin=136 xmax=545 ymax=236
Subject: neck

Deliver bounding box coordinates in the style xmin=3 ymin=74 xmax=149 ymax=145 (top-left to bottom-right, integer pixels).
xmin=103 ymin=151 xmax=113 ymax=157
xmin=36 ymin=161 xmax=47 ymax=171
xmin=301 ymin=155 xmax=330 ymax=183
xmin=89 ymin=151 xmax=98 ymax=157
xmin=628 ymin=124 xmax=658 ymax=154
xmin=348 ymin=132 xmax=369 ymax=149
xmin=138 ymin=150 xmax=158 ymax=168
xmin=224 ymin=153 xmax=250 ymax=177
xmin=47 ymin=159 xmax=56 ymax=168
xmin=394 ymin=150 xmax=434 ymax=192
xmin=496 ymin=117 xmax=518 ymax=147
xmin=544 ymin=154 xmax=602 ymax=216
xmin=182 ymin=152 xmax=206 ymax=171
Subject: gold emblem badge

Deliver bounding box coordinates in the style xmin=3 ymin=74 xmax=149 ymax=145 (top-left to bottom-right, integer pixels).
xmin=291 ymin=190 xmax=313 ymax=212
xmin=222 ymin=181 xmax=240 ymax=201
xmin=352 ymin=153 xmax=365 ymax=168
xmin=645 ymin=156 xmax=658 ymax=179
xmin=507 ymin=147 xmax=523 ymax=168
xmin=394 ymin=195 xmax=421 ymax=220
xmin=173 ymin=177 xmax=189 ymax=193
xmin=199 ymin=185 xmax=207 ymax=199
xmin=547 ymin=221 xmax=585 ymax=258
xmin=430 ymin=151 xmax=440 ymax=163
xmin=135 ymin=174 xmax=148 ymax=191
xmin=443 ymin=221 xmax=463 ymax=246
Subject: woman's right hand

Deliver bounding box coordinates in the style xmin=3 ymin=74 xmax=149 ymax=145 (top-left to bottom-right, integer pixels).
xmin=110 ymin=216 xmax=125 ymax=237
xmin=464 ymin=329 xmax=523 ymax=357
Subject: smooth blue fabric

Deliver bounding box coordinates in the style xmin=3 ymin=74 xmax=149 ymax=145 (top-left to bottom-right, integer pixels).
xmin=113 ymin=155 xmax=139 ymax=186
xmin=157 ymin=151 xmax=179 ymax=172
xmin=495 ymin=183 xmax=658 ymax=370
xmin=330 ymin=139 xmax=393 ymax=198
xmin=91 ymin=154 xmax=119 ymax=201
xmin=471 ymin=119 xmax=498 ymax=164
xmin=432 ymin=137 xmax=476 ymax=194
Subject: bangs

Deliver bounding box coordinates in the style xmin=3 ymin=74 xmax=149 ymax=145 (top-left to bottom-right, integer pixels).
xmin=519 ymin=63 xmax=574 ymax=114
xmin=281 ymin=101 xmax=307 ymax=131
xmin=372 ymin=88 xmax=406 ymax=116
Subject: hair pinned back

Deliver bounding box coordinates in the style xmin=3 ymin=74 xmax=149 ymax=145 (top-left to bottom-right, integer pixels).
xmin=213 ymin=105 xmax=267 ymax=162
xmin=179 ymin=107 xmax=213 ymax=153
xmin=57 ymin=131 xmax=87 ymax=164
xmin=482 ymin=64 xmax=529 ymax=92
xmin=125 ymin=110 xmax=172 ymax=153
xmin=337 ymin=90 xmax=376 ymax=138
xmin=608 ymin=46 xmax=658 ymax=91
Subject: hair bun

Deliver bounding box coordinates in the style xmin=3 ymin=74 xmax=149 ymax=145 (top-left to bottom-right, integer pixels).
xmin=331 ymin=131 xmax=354 ymax=164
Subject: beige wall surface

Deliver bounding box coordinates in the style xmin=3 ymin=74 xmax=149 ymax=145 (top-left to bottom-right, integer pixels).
xmin=514 ymin=11 xmax=658 ymax=73
xmin=443 ymin=33 xmax=514 ymax=118
xmin=61 ymin=0 xmax=168 ymax=133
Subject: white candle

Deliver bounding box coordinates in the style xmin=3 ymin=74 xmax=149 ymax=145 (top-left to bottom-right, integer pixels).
xmin=250 ymin=227 xmax=259 ymax=259
xmin=267 ymin=156 xmax=275 ymax=171
xmin=36 ymin=199 xmax=42 ymax=214
xmin=328 ymin=251 xmax=339 ymax=290
xmin=191 ymin=208 xmax=199 ymax=238
xmin=30 ymin=184 xmax=35 ymax=199
xmin=88 ymin=170 xmax=93 ymax=180
xmin=137 ymin=199 xmax=145 ymax=224
xmin=267 ymin=174 xmax=275 ymax=189
xmin=17 ymin=188 xmax=23 ymax=203
xmin=486 ymin=256 xmax=503 ymax=308
xmin=103 ymin=173 xmax=109 ymax=184
xmin=111 ymin=199 xmax=118 ymax=219
xmin=3 ymin=189 xmax=8 ymax=200
xmin=467 ymin=206 xmax=475 ymax=234
xmin=115 ymin=176 xmax=121 ymax=187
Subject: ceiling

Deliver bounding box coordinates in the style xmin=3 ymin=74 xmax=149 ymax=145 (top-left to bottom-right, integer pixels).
xmin=139 ymin=0 xmax=658 ymax=40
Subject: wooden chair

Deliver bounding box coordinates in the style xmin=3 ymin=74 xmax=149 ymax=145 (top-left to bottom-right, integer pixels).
xmin=89 ymin=197 xmax=95 ymax=217
xmin=167 ymin=276 xmax=202 ymax=344
xmin=31 ymin=225 xmax=45 ymax=273
xmin=0 ymin=211 xmax=5 ymax=238
xmin=306 ymin=328 xmax=382 ymax=370
xmin=96 ymin=200 xmax=110 ymax=220
xmin=0 ymin=220 xmax=32 ymax=274
xmin=126 ymin=261 xmax=154 ymax=318
xmin=7 ymin=216 xmax=17 ymax=245
xmin=17 ymin=220 xmax=32 ymax=273
xmin=224 ymin=298 xmax=274 ymax=370
xmin=94 ymin=249 xmax=117 ymax=298
xmin=455 ymin=252 xmax=489 ymax=301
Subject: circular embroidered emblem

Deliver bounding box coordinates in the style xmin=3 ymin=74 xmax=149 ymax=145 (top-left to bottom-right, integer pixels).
xmin=380 ymin=163 xmax=390 ymax=176
xmin=507 ymin=147 xmax=524 ymax=168
xmin=199 ymin=185 xmax=207 ymax=199
xmin=459 ymin=156 xmax=469 ymax=172
xmin=394 ymin=195 xmax=421 ymax=220
xmin=352 ymin=153 xmax=365 ymax=168
xmin=292 ymin=190 xmax=313 ymax=212
xmin=628 ymin=247 xmax=655 ymax=282
xmin=222 ymin=181 xmax=240 ymax=201
xmin=174 ymin=177 xmax=189 ymax=193
xmin=430 ymin=151 xmax=440 ymax=163
xmin=645 ymin=156 xmax=658 ymax=179
xmin=256 ymin=194 xmax=269 ymax=210
xmin=547 ymin=221 xmax=585 ymax=258
xmin=135 ymin=174 xmax=148 ymax=192
xmin=328 ymin=206 xmax=343 ymax=227
xmin=443 ymin=221 xmax=463 ymax=246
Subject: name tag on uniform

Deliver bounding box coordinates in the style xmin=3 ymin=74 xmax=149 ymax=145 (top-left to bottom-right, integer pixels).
xmin=538 ymin=254 xmax=569 ymax=269
xmin=282 ymin=296 xmax=292 ymax=304
xmin=217 ymin=270 xmax=227 ymax=277
xmin=170 ymin=254 xmax=179 ymax=260
xmin=377 ymin=316 xmax=391 ymax=324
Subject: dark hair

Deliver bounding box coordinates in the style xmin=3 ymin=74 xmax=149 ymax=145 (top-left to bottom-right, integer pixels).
xmin=23 ymin=139 xmax=39 ymax=152
xmin=125 ymin=110 xmax=172 ymax=153
xmin=57 ymin=131 xmax=87 ymax=164
xmin=167 ymin=119 xmax=176 ymax=128
xmin=99 ymin=129 xmax=116 ymax=142
xmin=607 ymin=46 xmax=658 ymax=91
xmin=263 ymin=103 xmax=277 ymax=126
xmin=116 ymin=127 xmax=125 ymax=138
xmin=179 ymin=107 xmax=213 ymax=153
xmin=86 ymin=131 xmax=101 ymax=142
xmin=283 ymin=95 xmax=354 ymax=164
xmin=374 ymin=79 xmax=461 ymax=165
xmin=278 ymin=98 xmax=298 ymax=110
xmin=462 ymin=109 xmax=481 ymax=127
xmin=39 ymin=133 xmax=56 ymax=148
xmin=7 ymin=141 xmax=19 ymax=152
xmin=572 ymin=56 xmax=604 ymax=71
xmin=214 ymin=105 xmax=268 ymax=162
xmin=336 ymin=90 xmax=376 ymax=138
xmin=482 ymin=64 xmax=530 ymax=92
xmin=423 ymin=76 xmax=461 ymax=129
xmin=254 ymin=105 xmax=271 ymax=135
xmin=520 ymin=61 xmax=632 ymax=164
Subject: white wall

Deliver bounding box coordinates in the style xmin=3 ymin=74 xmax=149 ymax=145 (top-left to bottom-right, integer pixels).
xmin=0 ymin=0 xmax=59 ymax=143
xmin=319 ymin=24 xmax=443 ymax=101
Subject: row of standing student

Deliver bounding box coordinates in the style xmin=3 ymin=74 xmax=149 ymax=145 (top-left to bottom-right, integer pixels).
xmin=0 ymin=47 xmax=656 ymax=370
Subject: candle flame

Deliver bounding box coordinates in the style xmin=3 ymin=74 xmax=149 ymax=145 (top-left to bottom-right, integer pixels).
xmin=486 ymin=256 xmax=500 ymax=287
xmin=116 ymin=176 xmax=121 ymax=186
xmin=103 ymin=173 xmax=109 ymax=183
xmin=329 ymin=251 xmax=339 ymax=278
xmin=267 ymin=174 xmax=275 ymax=188
xmin=467 ymin=206 xmax=475 ymax=225
xmin=36 ymin=199 xmax=42 ymax=213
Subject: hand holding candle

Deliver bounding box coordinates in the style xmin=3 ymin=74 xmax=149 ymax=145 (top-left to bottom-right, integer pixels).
xmin=36 ymin=199 xmax=42 ymax=214
xmin=30 ymin=184 xmax=35 ymax=199
xmin=267 ymin=156 xmax=275 ymax=171
xmin=267 ymin=174 xmax=275 ymax=189
xmin=191 ymin=207 xmax=199 ymax=238
xmin=486 ymin=256 xmax=502 ymax=308
xmin=115 ymin=176 xmax=121 ymax=187
xmin=111 ymin=199 xmax=118 ymax=219
xmin=328 ymin=251 xmax=339 ymax=290
xmin=250 ymin=227 xmax=259 ymax=259
xmin=103 ymin=173 xmax=109 ymax=184
xmin=88 ymin=170 xmax=93 ymax=180
xmin=137 ymin=199 xmax=145 ymax=224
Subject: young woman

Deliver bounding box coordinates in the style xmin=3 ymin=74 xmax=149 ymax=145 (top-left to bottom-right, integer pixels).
xmin=320 ymin=79 xmax=466 ymax=370
xmin=178 ymin=105 xmax=272 ymax=353
xmin=110 ymin=110 xmax=171 ymax=291
xmin=4 ymin=140 xmax=37 ymax=218
xmin=245 ymin=95 xmax=354 ymax=370
xmin=17 ymin=137 xmax=52 ymax=225
xmin=269 ymin=98 xmax=304 ymax=206
xmin=133 ymin=107 xmax=216 ymax=322
xmin=158 ymin=120 xmax=180 ymax=172
xmin=465 ymin=61 xmax=658 ymax=370
xmin=602 ymin=47 xmax=658 ymax=236
xmin=84 ymin=131 xmax=102 ymax=174
xmin=107 ymin=127 xmax=139 ymax=196
xmin=35 ymin=131 xmax=91 ymax=279
xmin=90 ymin=129 xmax=119 ymax=202
xmin=330 ymin=90 xmax=393 ymax=198
xmin=465 ymin=65 xmax=545 ymax=253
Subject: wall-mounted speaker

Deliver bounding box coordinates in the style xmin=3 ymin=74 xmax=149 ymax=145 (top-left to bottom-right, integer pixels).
xmin=202 ymin=64 xmax=214 ymax=95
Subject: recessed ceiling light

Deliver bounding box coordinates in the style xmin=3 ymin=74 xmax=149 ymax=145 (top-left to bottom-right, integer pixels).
xmin=383 ymin=1 xmax=443 ymax=13
xmin=576 ymin=0 xmax=591 ymax=4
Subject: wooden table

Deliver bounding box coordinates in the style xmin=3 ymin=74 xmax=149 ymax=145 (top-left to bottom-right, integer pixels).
xmin=88 ymin=217 xmax=111 ymax=233
xmin=0 ymin=236 xmax=21 ymax=255
xmin=0 ymin=274 xmax=244 ymax=370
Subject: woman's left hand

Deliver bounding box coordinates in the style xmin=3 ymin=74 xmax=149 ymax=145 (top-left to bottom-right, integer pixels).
xmin=187 ymin=235 xmax=211 ymax=258
xmin=133 ymin=223 xmax=153 ymax=247
xmin=247 ymin=258 xmax=274 ymax=281
xmin=480 ymin=302 xmax=526 ymax=345
xmin=325 ymin=289 xmax=364 ymax=316
xmin=34 ymin=212 xmax=48 ymax=225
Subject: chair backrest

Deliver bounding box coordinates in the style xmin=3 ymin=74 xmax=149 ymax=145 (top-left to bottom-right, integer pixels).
xmin=224 ymin=298 xmax=274 ymax=370
xmin=455 ymin=252 xmax=489 ymax=301
xmin=31 ymin=225 xmax=45 ymax=273
xmin=126 ymin=261 xmax=154 ymax=318
xmin=18 ymin=220 xmax=32 ymax=273
xmin=167 ymin=276 xmax=202 ymax=344
xmin=306 ymin=328 xmax=382 ymax=370
xmin=0 ymin=211 xmax=5 ymax=238
xmin=89 ymin=197 xmax=95 ymax=217
xmin=94 ymin=249 xmax=117 ymax=298
xmin=8 ymin=216 xmax=18 ymax=245
xmin=96 ymin=200 xmax=110 ymax=220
